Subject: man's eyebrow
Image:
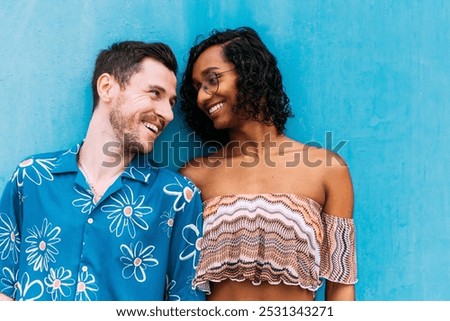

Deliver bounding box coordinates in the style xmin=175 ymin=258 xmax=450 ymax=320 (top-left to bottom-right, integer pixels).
xmin=147 ymin=85 xmax=166 ymax=92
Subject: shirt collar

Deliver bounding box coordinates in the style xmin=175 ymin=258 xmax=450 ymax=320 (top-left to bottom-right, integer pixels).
xmin=50 ymin=143 xmax=156 ymax=184
xmin=51 ymin=144 xmax=81 ymax=174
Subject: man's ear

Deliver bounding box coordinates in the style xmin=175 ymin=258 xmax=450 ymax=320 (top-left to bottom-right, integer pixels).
xmin=97 ymin=73 xmax=118 ymax=103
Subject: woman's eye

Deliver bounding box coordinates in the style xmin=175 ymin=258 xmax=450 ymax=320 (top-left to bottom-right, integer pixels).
xmin=206 ymin=75 xmax=218 ymax=85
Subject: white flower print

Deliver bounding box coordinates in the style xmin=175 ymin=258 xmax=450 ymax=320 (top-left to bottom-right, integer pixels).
xmin=72 ymin=185 xmax=95 ymax=214
xmin=123 ymin=166 xmax=151 ymax=183
xmin=44 ymin=267 xmax=76 ymax=301
xmin=0 ymin=213 xmax=20 ymax=263
xmin=75 ymin=267 xmax=99 ymax=301
xmin=179 ymin=212 xmax=203 ymax=269
xmin=62 ymin=144 xmax=81 ymax=156
xmin=165 ymin=275 xmax=180 ymax=301
xmin=25 ymin=218 xmax=61 ymax=272
xmin=11 ymin=157 xmax=57 ymax=187
xmin=120 ymin=241 xmax=159 ymax=283
xmin=158 ymin=210 xmax=175 ymax=238
xmin=163 ymin=177 xmax=197 ymax=212
xmin=101 ymin=185 xmax=153 ymax=238
xmin=1 ymin=267 xmax=18 ymax=297
xmin=15 ymin=272 xmax=44 ymax=301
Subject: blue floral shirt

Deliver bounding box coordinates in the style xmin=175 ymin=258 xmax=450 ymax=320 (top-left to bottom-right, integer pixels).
xmin=0 ymin=144 xmax=205 ymax=301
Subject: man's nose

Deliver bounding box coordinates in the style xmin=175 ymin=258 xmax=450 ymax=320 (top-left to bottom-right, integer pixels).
xmin=157 ymin=101 xmax=174 ymax=123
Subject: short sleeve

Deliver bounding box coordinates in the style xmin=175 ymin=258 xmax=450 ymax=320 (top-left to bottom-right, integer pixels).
xmin=0 ymin=170 xmax=22 ymax=299
xmin=319 ymin=212 xmax=358 ymax=284
xmin=166 ymin=182 xmax=205 ymax=301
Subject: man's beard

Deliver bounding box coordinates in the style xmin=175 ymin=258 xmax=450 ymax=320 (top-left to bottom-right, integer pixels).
xmin=109 ymin=98 xmax=151 ymax=156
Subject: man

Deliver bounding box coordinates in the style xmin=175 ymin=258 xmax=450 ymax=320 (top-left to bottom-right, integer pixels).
xmin=0 ymin=41 xmax=204 ymax=301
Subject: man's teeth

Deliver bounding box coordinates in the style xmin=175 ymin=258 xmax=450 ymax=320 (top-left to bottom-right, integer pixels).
xmin=144 ymin=122 xmax=159 ymax=133
xmin=208 ymin=102 xmax=224 ymax=115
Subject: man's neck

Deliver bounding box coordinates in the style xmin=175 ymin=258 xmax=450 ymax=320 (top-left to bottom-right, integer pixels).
xmin=77 ymin=110 xmax=134 ymax=201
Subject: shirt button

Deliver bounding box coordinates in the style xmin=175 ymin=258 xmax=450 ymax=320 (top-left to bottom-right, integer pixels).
xmin=87 ymin=218 xmax=94 ymax=224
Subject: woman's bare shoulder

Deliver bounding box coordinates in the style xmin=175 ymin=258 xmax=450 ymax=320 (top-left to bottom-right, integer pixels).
xmin=314 ymin=149 xmax=353 ymax=219
xmin=179 ymin=150 xmax=225 ymax=186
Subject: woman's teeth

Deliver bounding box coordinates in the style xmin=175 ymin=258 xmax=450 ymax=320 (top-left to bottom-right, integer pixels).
xmin=208 ymin=102 xmax=224 ymax=115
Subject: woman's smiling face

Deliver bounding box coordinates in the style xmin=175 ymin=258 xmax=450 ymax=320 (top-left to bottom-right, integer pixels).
xmin=192 ymin=45 xmax=242 ymax=130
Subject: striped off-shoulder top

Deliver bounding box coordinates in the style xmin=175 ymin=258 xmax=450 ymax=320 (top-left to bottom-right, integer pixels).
xmin=193 ymin=193 xmax=357 ymax=293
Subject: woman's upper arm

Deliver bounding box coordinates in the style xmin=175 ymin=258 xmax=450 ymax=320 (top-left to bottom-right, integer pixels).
xmin=322 ymin=152 xmax=354 ymax=219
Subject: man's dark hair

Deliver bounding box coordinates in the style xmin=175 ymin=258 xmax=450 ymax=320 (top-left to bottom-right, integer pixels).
xmin=91 ymin=41 xmax=178 ymax=110
xmin=180 ymin=27 xmax=293 ymax=145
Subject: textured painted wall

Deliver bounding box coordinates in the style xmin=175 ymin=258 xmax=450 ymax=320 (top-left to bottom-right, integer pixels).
xmin=0 ymin=0 xmax=449 ymax=300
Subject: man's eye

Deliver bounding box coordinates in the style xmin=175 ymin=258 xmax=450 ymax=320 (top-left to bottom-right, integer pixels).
xmin=150 ymin=90 xmax=160 ymax=97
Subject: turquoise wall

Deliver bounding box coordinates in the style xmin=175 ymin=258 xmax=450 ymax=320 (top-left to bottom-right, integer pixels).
xmin=0 ymin=0 xmax=449 ymax=300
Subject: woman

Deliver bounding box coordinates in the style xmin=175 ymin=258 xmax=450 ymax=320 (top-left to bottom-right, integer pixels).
xmin=179 ymin=27 xmax=357 ymax=300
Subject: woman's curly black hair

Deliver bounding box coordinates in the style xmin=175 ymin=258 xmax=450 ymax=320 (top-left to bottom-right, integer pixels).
xmin=179 ymin=26 xmax=293 ymax=146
